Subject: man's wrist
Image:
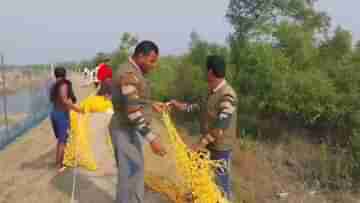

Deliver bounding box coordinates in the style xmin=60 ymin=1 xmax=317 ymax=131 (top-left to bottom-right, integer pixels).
xmin=146 ymin=132 xmax=157 ymax=143
xmin=200 ymin=137 xmax=209 ymax=147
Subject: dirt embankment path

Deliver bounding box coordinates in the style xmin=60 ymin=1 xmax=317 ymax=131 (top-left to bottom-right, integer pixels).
xmin=0 ymin=74 xmax=172 ymax=203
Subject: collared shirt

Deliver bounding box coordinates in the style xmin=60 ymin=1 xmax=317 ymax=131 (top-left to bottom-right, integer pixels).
xmin=128 ymin=57 xmax=144 ymax=75
xmin=212 ymin=80 xmax=226 ymax=93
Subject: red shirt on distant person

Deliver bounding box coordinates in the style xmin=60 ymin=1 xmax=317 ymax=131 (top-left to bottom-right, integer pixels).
xmin=97 ymin=63 xmax=112 ymax=82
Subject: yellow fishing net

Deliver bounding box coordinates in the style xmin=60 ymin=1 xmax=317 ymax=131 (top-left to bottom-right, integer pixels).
xmin=151 ymin=111 xmax=230 ymax=203
xmin=63 ymin=95 xmax=113 ymax=171
xmin=63 ymin=94 xmax=231 ymax=203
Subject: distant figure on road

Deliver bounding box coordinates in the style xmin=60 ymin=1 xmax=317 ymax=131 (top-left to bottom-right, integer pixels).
xmin=96 ymin=57 xmax=112 ymax=83
xmin=83 ymin=67 xmax=90 ymax=79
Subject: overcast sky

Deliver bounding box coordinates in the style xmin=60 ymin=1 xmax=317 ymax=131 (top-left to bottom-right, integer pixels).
xmin=0 ymin=0 xmax=359 ymax=65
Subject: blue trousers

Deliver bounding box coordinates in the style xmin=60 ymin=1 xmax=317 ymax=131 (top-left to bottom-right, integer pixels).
xmin=50 ymin=110 xmax=70 ymax=144
xmin=110 ymin=127 xmax=144 ymax=203
xmin=210 ymin=149 xmax=233 ymax=201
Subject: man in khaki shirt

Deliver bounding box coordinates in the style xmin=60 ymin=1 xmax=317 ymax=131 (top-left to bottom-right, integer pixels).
xmin=171 ymin=55 xmax=238 ymax=200
xmin=110 ymin=41 xmax=167 ymax=203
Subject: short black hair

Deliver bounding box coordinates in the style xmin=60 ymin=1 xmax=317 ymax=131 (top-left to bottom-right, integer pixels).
xmin=207 ymin=55 xmax=226 ymax=78
xmin=133 ymin=40 xmax=159 ymax=57
xmin=54 ymin=66 xmax=66 ymax=79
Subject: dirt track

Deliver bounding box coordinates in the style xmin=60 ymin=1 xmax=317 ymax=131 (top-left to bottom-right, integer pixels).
xmin=0 ymin=74 xmax=172 ymax=203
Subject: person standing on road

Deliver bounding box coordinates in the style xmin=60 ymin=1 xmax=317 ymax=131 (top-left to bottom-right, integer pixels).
xmin=170 ymin=55 xmax=238 ymax=201
xmin=109 ymin=40 xmax=167 ymax=203
xmin=49 ymin=67 xmax=83 ymax=172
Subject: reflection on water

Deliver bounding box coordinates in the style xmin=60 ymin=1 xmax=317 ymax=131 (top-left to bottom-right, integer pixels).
xmin=0 ymin=80 xmax=51 ymax=114
xmin=0 ymin=79 xmax=52 ymax=149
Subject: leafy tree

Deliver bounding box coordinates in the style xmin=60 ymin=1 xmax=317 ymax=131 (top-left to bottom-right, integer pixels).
xmin=94 ymin=52 xmax=108 ymax=66
xmin=188 ymin=31 xmax=228 ymax=71
xmin=111 ymin=32 xmax=139 ymax=69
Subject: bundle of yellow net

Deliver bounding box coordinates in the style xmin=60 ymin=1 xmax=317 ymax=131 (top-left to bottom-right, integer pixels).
xmin=63 ymin=94 xmax=231 ymax=203
xmin=151 ymin=111 xmax=230 ymax=203
xmin=63 ymin=95 xmax=113 ymax=171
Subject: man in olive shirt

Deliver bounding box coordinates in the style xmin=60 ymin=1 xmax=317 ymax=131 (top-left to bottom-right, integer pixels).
xmin=170 ymin=55 xmax=238 ymax=200
xmin=110 ymin=41 xmax=167 ymax=203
